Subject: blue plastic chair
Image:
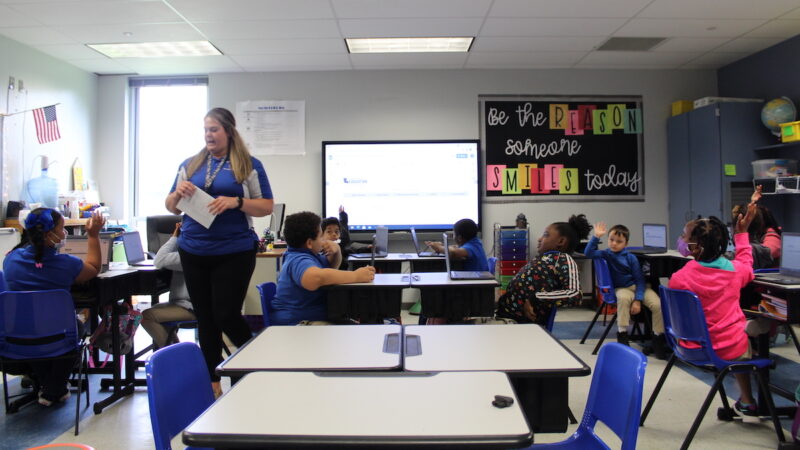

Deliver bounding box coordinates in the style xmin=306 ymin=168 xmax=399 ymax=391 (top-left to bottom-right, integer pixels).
xmin=0 ymin=289 xmax=89 ymax=435
xmin=146 ymin=342 xmax=214 ymax=450
xmin=579 ymin=259 xmax=619 ymax=354
xmin=256 ymin=282 xmax=276 ymax=328
xmin=487 ymin=256 xmax=497 ymax=275
xmin=532 ymin=343 xmax=647 ymax=449
xmin=0 ymin=270 xmax=6 ymax=291
xmin=640 ymin=286 xmax=786 ymax=449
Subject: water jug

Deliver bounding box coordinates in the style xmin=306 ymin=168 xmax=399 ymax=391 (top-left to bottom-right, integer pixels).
xmin=26 ymin=168 xmax=58 ymax=208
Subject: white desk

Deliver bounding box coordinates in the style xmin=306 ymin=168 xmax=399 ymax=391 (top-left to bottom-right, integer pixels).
xmin=410 ymin=272 xmax=499 ymax=319
xmin=216 ymin=324 xmax=402 ymax=376
xmin=410 ymin=271 xmax=500 ymax=287
xmin=349 ymin=252 xmax=447 ymax=273
xmin=404 ymin=324 xmax=590 ymax=434
xmin=184 ymin=371 xmax=533 ymax=448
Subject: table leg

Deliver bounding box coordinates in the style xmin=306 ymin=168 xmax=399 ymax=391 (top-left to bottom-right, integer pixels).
xmin=93 ymin=299 xmax=137 ymax=414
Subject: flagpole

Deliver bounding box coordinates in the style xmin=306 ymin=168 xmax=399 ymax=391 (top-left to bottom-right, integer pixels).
xmin=0 ymin=102 xmax=60 ymax=117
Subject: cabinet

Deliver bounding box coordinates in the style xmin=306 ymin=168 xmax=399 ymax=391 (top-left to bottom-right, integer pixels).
xmin=752 ymin=140 xmax=800 ymax=231
xmin=667 ymin=102 xmax=770 ymax=245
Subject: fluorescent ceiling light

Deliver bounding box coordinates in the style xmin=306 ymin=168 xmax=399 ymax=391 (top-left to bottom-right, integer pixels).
xmin=87 ymin=41 xmax=221 ymax=58
xmin=346 ymin=37 xmax=473 ymax=54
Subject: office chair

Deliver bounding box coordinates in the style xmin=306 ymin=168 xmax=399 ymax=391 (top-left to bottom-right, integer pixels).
xmin=145 ymin=215 xmax=182 ymax=256
xmin=640 ymin=286 xmax=785 ymax=449
xmin=257 ymin=282 xmax=276 ymax=328
xmin=0 ymin=290 xmax=90 ymax=435
xmin=532 ymin=343 xmax=647 ymax=449
xmin=146 ymin=342 xmax=215 ymax=450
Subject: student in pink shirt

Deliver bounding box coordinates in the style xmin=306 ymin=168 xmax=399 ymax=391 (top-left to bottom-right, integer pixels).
xmin=669 ymin=202 xmax=760 ymax=416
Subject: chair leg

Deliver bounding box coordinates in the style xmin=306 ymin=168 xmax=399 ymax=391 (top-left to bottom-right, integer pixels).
xmin=567 ymin=407 xmax=578 ymax=424
xmin=2 ymin=367 xmax=10 ymax=414
xmin=580 ymin=303 xmax=606 ymax=344
xmin=784 ymin=323 xmax=800 ymax=356
xmin=717 ymin=380 xmax=732 ymax=411
xmin=681 ymin=371 xmax=728 ymax=450
xmin=592 ymin=313 xmax=617 ymax=355
xmin=75 ymin=348 xmax=84 ymax=436
xmin=641 ymin=353 xmax=677 ymax=425
xmin=753 ymin=368 xmax=786 ymax=443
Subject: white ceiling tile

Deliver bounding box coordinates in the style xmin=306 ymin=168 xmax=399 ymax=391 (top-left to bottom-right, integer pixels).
xmin=115 ymin=55 xmax=243 ymax=75
xmin=0 ymin=26 xmax=77 ymax=45
xmin=6 ymin=1 xmax=181 ymax=26
xmin=782 ymin=7 xmax=800 ymax=18
xmin=339 ymin=18 xmax=484 ymax=37
xmin=472 ymin=36 xmax=604 ymax=52
xmin=683 ymin=51 xmax=749 ymax=68
xmin=481 ymin=18 xmax=628 ymax=37
xmin=743 ymin=19 xmax=800 ymax=38
xmin=33 ymin=43 xmax=106 ymax=60
xmin=169 ymin=0 xmax=334 ymax=22
xmin=214 ymin=38 xmax=346 ymax=55
xmin=652 ymin=37 xmax=730 ymax=52
xmin=714 ymin=37 xmax=784 ymax=53
xmin=350 ymin=52 xmax=468 ymax=69
xmin=639 ymin=0 xmax=800 ymax=20
xmin=230 ymin=53 xmax=352 ymax=71
xmin=0 ymin=5 xmax=41 ymax=27
xmin=580 ymin=50 xmax=702 ymax=66
xmin=465 ymin=51 xmax=586 ymax=67
xmin=195 ymin=20 xmax=341 ymax=40
xmin=66 ymin=58 xmax=136 ymax=75
xmin=489 ymin=0 xmax=651 ymax=18
xmin=331 ymin=0 xmax=491 ymax=18
xmin=55 ymin=23 xmax=202 ymax=44
xmin=616 ymin=18 xmax=769 ymax=38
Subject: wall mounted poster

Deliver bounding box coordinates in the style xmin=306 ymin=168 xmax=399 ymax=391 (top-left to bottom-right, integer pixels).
xmin=236 ymin=100 xmax=306 ymax=156
xmin=480 ymin=95 xmax=644 ymax=202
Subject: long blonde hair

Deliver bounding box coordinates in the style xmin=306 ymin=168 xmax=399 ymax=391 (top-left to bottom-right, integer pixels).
xmin=185 ymin=107 xmax=253 ymax=184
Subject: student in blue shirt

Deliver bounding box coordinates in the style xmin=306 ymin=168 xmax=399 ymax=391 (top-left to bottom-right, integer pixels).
xmin=583 ymin=222 xmax=666 ymax=359
xmin=272 ymin=211 xmax=375 ymax=325
xmin=427 ymin=218 xmax=489 ymax=272
xmin=3 ymin=207 xmax=105 ymax=406
xmin=165 ymin=107 xmax=274 ymax=397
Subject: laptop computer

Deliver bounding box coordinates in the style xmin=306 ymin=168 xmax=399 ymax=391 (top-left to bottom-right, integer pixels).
xmin=410 ymin=227 xmax=443 ymax=257
xmin=121 ymin=231 xmax=153 ymax=266
xmin=629 ymin=223 xmax=668 ymax=255
xmin=350 ymin=226 xmax=389 ymax=258
xmin=444 ymin=233 xmax=494 ymax=280
xmin=62 ymin=233 xmax=116 ymax=273
xmin=755 ymin=232 xmax=800 ymax=285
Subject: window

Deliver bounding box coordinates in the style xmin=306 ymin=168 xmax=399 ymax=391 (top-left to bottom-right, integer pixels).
xmin=130 ymin=78 xmax=208 ymax=219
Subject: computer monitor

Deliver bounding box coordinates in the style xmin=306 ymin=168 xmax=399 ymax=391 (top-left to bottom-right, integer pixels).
xmin=269 ymin=203 xmax=285 ymax=239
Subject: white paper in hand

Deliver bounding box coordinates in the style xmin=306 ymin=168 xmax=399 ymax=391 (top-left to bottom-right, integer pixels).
xmin=177 ymin=189 xmax=217 ymax=229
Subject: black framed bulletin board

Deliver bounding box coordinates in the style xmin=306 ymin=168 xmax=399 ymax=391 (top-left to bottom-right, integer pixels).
xmin=480 ymin=95 xmax=644 ymax=202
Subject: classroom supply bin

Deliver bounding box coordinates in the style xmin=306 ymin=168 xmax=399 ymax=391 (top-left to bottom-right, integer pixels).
xmin=780 ymin=120 xmax=800 ymax=143
xmin=494 ymin=223 xmax=531 ymax=290
xmin=671 ymin=100 xmax=693 ymax=116
xmin=751 ymin=159 xmax=797 ymax=178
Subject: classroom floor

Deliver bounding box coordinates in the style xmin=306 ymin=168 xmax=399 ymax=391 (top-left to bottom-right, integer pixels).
xmin=2 ymin=305 xmax=798 ymax=450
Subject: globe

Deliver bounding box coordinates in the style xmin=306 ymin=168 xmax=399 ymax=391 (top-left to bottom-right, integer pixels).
xmin=761 ymin=97 xmax=797 ymax=136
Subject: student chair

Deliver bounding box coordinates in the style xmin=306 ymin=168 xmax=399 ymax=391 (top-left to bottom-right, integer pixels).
xmin=145 ymin=215 xmax=182 ymax=256
xmin=0 ymin=290 xmax=90 ymax=435
xmin=146 ymin=342 xmax=215 ymax=450
xmin=256 ymin=282 xmax=276 ymax=328
xmin=487 ymin=256 xmax=497 ymax=275
xmin=0 ymin=270 xmax=6 ymax=291
xmin=532 ymin=343 xmax=647 ymax=449
xmin=640 ymin=286 xmax=786 ymax=449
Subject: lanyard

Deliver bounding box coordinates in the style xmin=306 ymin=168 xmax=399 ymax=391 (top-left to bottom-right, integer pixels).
xmin=204 ymin=153 xmax=227 ymax=191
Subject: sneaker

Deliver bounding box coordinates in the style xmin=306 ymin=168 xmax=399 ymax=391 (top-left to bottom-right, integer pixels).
xmin=734 ymin=399 xmax=758 ymax=417
xmin=37 ymin=394 xmax=53 ymax=407
xmin=617 ymin=331 xmax=630 ymax=346
xmin=408 ymin=301 xmax=422 ymax=316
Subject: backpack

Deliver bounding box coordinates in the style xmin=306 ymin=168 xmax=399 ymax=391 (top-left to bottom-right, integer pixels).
xmin=89 ymin=302 xmax=143 ymax=367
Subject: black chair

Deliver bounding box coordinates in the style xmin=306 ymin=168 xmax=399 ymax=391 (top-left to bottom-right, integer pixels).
xmin=145 ymin=215 xmax=182 ymax=257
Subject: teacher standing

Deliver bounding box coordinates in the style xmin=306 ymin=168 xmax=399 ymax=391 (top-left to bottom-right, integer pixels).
xmin=165 ymin=107 xmax=273 ymax=396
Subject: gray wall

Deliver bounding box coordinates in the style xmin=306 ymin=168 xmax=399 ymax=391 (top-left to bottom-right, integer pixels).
xmin=0 ymin=33 xmax=96 ymax=212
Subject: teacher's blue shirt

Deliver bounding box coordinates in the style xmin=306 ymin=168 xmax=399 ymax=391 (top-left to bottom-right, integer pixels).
xmin=170 ymin=154 xmax=272 ymax=256
xmin=271 ymin=248 xmax=328 ymax=325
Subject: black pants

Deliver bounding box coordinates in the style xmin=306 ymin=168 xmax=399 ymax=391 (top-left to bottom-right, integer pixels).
xmin=179 ymin=246 xmax=256 ymax=381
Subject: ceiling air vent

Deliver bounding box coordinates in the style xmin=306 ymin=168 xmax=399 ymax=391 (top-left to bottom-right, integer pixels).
xmin=596 ymin=37 xmax=667 ymax=51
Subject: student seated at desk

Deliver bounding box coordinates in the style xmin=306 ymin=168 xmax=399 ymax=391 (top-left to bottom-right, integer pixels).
xmin=2 ymin=207 xmax=105 ymax=406
xmin=731 ymin=186 xmax=782 ymax=269
xmin=669 ymin=205 xmax=762 ymax=416
xmin=140 ymin=222 xmax=196 ymax=349
xmin=493 ymin=215 xmax=588 ymax=326
xmin=427 ymin=218 xmax=489 ymax=272
xmin=271 ymin=211 xmax=375 ymax=325
xmin=584 ymin=222 xmax=666 ymax=359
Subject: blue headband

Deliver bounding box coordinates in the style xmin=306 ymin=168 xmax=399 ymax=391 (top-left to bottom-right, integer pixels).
xmin=25 ymin=209 xmax=56 ymax=232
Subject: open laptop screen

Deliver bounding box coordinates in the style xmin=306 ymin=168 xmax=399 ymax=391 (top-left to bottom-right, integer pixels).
xmin=121 ymin=231 xmax=146 ymax=264
xmin=642 ymin=224 xmax=667 ymax=248
xmin=62 ymin=234 xmax=114 ymax=272
xmin=780 ymin=233 xmax=800 ymax=278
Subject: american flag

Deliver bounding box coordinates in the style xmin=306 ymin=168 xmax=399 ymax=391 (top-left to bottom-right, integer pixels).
xmin=33 ymin=105 xmax=61 ymax=144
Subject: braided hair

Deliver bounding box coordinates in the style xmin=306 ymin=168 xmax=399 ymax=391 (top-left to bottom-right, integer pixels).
xmin=688 ymin=216 xmax=729 ymax=262
xmin=13 ymin=208 xmax=63 ymax=268
xmin=551 ymin=214 xmax=592 ymax=253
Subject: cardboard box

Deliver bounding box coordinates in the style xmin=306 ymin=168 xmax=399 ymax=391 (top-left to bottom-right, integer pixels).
xmin=671 ymin=100 xmax=693 ymax=116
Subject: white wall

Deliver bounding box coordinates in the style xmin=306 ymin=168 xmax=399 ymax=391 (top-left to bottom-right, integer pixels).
xmin=0 ymin=34 xmax=96 ymax=213
xmin=92 ymin=68 xmax=716 ymax=243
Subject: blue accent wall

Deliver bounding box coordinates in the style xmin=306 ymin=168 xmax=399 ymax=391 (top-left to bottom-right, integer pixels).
xmin=718 ymin=34 xmax=800 ymax=101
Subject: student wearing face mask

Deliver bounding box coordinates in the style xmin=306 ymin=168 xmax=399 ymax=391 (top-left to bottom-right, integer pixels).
xmin=3 ymin=207 xmax=106 ymax=406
